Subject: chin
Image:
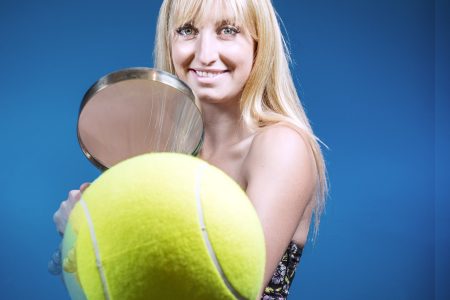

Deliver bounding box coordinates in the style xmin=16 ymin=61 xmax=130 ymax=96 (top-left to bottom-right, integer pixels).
xmin=197 ymin=94 xmax=222 ymax=103
xmin=192 ymin=87 xmax=241 ymax=105
xmin=198 ymin=94 xmax=241 ymax=107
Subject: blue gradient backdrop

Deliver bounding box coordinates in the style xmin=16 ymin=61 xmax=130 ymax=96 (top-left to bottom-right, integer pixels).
xmin=0 ymin=0 xmax=447 ymax=299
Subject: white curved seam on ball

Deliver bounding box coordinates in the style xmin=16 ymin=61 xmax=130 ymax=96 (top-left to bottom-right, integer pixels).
xmin=80 ymin=198 xmax=111 ymax=300
xmin=195 ymin=163 xmax=246 ymax=300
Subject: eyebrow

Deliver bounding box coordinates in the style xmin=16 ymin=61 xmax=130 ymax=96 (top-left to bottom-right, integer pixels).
xmin=216 ymin=19 xmax=237 ymax=26
xmin=178 ymin=18 xmax=238 ymax=28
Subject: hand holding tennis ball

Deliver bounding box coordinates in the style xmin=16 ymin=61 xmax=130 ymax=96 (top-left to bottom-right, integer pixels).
xmin=53 ymin=183 xmax=90 ymax=235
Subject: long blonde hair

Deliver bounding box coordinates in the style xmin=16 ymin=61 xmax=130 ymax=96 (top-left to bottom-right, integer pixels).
xmin=154 ymin=0 xmax=328 ymax=238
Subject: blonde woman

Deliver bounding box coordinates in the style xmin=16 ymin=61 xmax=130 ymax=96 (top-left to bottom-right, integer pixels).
xmin=155 ymin=0 xmax=327 ymax=298
xmin=53 ymin=0 xmax=327 ymax=299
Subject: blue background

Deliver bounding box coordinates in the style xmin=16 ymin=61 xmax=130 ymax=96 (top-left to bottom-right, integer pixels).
xmin=0 ymin=0 xmax=447 ymax=299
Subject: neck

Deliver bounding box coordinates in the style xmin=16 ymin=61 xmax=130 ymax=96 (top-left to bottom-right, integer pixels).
xmin=199 ymin=101 xmax=251 ymax=158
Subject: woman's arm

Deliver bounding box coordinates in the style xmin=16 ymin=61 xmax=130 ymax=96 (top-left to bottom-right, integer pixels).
xmin=244 ymin=124 xmax=317 ymax=293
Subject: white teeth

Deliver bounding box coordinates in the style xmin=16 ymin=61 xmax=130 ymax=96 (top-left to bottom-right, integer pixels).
xmin=195 ymin=70 xmax=224 ymax=78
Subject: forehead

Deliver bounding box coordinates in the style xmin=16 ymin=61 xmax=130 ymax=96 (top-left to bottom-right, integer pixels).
xmin=169 ymin=0 xmax=250 ymax=28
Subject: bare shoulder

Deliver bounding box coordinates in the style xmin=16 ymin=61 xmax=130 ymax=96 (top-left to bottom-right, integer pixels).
xmin=243 ymin=123 xmax=317 ymax=188
xmin=247 ymin=123 xmax=313 ymax=167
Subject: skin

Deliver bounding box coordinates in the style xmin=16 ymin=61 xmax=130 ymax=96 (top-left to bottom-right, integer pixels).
xmin=54 ymin=4 xmax=316 ymax=298
xmin=53 ymin=183 xmax=90 ymax=234
xmin=170 ymin=9 xmax=317 ymax=297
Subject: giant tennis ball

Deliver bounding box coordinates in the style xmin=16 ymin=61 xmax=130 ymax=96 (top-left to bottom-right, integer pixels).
xmin=62 ymin=153 xmax=265 ymax=300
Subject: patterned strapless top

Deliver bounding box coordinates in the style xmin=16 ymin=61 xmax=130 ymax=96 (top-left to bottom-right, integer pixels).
xmin=261 ymin=241 xmax=303 ymax=300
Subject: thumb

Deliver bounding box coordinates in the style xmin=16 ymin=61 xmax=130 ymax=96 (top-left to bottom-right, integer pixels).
xmin=80 ymin=182 xmax=91 ymax=193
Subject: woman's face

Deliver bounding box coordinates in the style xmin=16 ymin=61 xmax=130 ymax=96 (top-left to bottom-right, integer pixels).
xmin=171 ymin=8 xmax=255 ymax=105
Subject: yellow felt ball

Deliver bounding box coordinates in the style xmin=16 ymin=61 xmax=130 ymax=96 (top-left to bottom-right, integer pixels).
xmin=62 ymin=153 xmax=265 ymax=300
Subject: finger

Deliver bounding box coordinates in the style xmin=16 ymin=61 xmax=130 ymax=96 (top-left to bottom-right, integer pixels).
xmin=68 ymin=190 xmax=81 ymax=203
xmin=53 ymin=211 xmax=60 ymax=224
xmin=80 ymin=182 xmax=91 ymax=193
xmin=53 ymin=212 xmax=64 ymax=235
xmin=57 ymin=224 xmax=65 ymax=236
xmin=60 ymin=200 xmax=71 ymax=213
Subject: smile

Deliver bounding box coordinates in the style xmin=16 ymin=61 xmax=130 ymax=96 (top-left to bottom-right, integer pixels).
xmin=192 ymin=69 xmax=227 ymax=78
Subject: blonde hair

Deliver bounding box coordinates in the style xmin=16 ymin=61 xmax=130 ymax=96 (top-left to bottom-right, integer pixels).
xmin=154 ymin=0 xmax=328 ymax=238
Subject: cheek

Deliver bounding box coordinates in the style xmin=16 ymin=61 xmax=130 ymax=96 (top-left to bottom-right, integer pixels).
xmin=232 ymin=44 xmax=254 ymax=79
xmin=170 ymin=48 xmax=182 ymax=74
xmin=171 ymin=43 xmax=193 ymax=77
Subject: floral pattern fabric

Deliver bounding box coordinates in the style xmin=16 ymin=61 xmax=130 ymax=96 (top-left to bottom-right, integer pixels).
xmin=261 ymin=241 xmax=302 ymax=300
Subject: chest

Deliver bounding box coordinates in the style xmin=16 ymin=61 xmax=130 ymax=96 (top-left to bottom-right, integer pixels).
xmin=200 ymin=139 xmax=253 ymax=191
xmin=207 ymin=157 xmax=247 ymax=190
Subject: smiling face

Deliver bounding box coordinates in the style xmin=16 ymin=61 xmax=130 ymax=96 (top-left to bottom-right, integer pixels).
xmin=170 ymin=1 xmax=255 ymax=105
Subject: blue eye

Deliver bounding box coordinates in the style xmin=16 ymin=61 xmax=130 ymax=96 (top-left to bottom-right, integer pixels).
xmin=176 ymin=25 xmax=198 ymax=37
xmin=220 ymin=26 xmax=240 ymax=36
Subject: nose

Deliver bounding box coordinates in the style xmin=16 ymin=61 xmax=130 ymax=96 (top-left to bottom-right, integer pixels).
xmin=196 ymin=32 xmax=219 ymax=66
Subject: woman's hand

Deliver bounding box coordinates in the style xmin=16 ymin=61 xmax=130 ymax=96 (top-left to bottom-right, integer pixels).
xmin=53 ymin=182 xmax=90 ymax=235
